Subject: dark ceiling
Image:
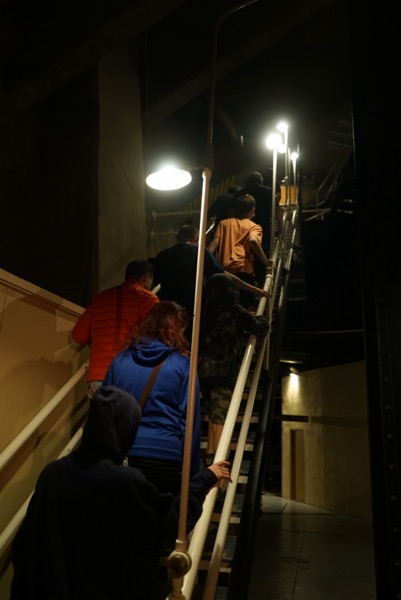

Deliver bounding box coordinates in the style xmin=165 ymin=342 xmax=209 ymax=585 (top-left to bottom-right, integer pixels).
xmin=139 ymin=0 xmax=353 ymax=184
xmin=0 ymin=0 xmax=353 ymax=182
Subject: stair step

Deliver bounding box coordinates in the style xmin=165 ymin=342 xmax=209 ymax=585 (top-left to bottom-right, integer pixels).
xmin=198 ymin=534 xmax=237 ymax=571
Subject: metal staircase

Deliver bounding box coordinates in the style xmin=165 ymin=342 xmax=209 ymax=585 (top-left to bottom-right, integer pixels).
xmin=155 ymin=203 xmax=301 ymax=599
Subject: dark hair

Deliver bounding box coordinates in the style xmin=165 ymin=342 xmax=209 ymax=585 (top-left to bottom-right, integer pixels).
xmin=244 ymin=171 xmax=263 ymax=186
xmin=177 ymin=223 xmax=199 ymax=243
xmin=263 ymin=168 xmax=281 ymax=191
xmin=125 ymin=260 xmax=153 ymax=281
xmin=127 ymin=301 xmax=190 ymax=355
xmin=235 ymin=193 xmax=256 ymax=216
xmin=204 ymin=273 xmax=240 ymax=308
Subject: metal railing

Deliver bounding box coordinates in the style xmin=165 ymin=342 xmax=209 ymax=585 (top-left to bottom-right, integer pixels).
xmin=0 ymin=362 xmax=88 ymax=555
xmin=0 ymin=207 xmax=298 ymax=598
xmin=183 ymin=204 xmax=298 ymax=599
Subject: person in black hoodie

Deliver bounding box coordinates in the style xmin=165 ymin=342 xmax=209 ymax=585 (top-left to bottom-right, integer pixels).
xmin=10 ymin=386 xmax=231 ymax=600
xmin=198 ymin=274 xmax=269 ymax=464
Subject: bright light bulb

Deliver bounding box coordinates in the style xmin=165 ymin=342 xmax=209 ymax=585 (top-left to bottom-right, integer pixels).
xmin=146 ymin=166 xmax=192 ymax=190
xmin=277 ymin=121 xmax=288 ymax=133
xmin=265 ymin=133 xmax=282 ymax=150
xmin=290 ymin=151 xmax=299 ymax=160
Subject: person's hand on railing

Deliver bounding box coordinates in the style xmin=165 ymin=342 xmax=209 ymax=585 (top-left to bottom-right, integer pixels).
xmin=206 ymin=460 xmax=232 ymax=490
xmin=258 ymin=288 xmax=271 ymax=300
xmin=228 ymin=272 xmax=271 ymax=300
xmin=206 ymin=216 xmax=216 ymax=236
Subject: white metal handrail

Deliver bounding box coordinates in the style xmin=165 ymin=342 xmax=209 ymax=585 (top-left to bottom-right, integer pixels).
xmin=0 ymin=279 xmax=163 ymax=562
xmin=182 ymin=205 xmax=297 ymax=599
xmin=0 ymin=412 xmax=85 ymax=555
xmin=0 ymin=279 xmax=165 ymax=563
xmin=183 ymin=328 xmax=266 ymax=598
xmin=203 ymin=335 xmax=268 ymax=598
xmin=0 ymin=361 xmax=88 ymax=473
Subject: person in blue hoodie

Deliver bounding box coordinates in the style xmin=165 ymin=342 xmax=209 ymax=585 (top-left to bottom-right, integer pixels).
xmin=10 ymin=385 xmax=231 ymax=600
xmin=103 ymin=301 xmax=200 ymax=494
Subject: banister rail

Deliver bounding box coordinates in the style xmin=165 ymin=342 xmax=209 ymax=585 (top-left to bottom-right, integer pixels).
xmin=0 ymin=279 xmax=164 ymax=565
xmin=0 ymin=426 xmax=84 ymax=555
xmin=227 ymin=205 xmax=299 ymax=600
xmin=182 ymin=205 xmax=298 ymax=599
xmin=0 ymin=361 xmax=88 ymax=474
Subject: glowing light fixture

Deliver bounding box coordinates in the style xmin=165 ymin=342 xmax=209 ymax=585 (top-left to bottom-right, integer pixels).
xmin=265 ymin=132 xmax=282 ymax=150
xmin=145 ymin=165 xmax=192 ymax=190
xmin=277 ymin=121 xmax=289 ymax=134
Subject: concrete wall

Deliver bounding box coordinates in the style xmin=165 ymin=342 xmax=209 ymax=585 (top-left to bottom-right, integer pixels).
xmin=281 ymin=361 xmax=372 ymax=519
xmin=0 ymin=45 xmax=152 ymax=595
xmin=97 ymin=46 xmax=148 ymax=291
xmin=0 ymin=46 xmax=148 ymax=306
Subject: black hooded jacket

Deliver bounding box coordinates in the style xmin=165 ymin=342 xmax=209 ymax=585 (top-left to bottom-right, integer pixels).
xmin=10 ymin=386 xmax=218 ymax=600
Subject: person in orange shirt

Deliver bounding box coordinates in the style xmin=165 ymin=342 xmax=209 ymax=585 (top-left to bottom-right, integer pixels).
xmin=72 ymin=260 xmax=159 ymax=399
xmin=208 ymin=194 xmax=269 ymax=309
xmin=235 ymin=170 xmax=284 ymax=287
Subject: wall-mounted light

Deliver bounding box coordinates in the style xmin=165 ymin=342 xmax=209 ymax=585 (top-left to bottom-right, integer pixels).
xmin=145 ymin=165 xmax=192 ymax=190
xmin=289 ymin=366 xmax=306 ymax=378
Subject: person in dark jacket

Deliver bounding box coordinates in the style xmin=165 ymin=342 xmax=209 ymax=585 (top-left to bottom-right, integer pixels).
xmin=151 ymin=224 xmax=224 ymax=320
xmin=10 ymin=385 xmax=231 ymax=600
xmin=151 ymin=224 xmax=269 ymax=338
xmin=103 ymin=301 xmax=201 ymax=494
xmin=198 ymin=273 xmax=269 ymax=463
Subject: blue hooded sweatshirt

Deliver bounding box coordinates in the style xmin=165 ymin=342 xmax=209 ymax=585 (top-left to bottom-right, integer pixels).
xmin=103 ymin=338 xmax=201 ymax=478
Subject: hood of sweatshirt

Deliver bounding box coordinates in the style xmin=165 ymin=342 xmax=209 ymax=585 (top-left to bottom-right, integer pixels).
xmin=129 ymin=337 xmax=174 ymax=367
xmin=77 ymin=385 xmax=141 ymax=464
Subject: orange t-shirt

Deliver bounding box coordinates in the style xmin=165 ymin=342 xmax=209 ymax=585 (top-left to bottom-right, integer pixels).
xmin=72 ymin=281 xmax=159 ymax=382
xmin=214 ymin=218 xmax=263 ymax=275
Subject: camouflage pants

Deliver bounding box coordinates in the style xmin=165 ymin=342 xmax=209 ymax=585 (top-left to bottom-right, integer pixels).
xmin=203 ymin=386 xmax=232 ymax=424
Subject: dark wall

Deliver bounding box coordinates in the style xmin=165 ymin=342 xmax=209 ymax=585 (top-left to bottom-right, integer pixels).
xmin=0 ymin=71 xmax=99 ymax=307
xmin=350 ymin=0 xmax=401 ymax=596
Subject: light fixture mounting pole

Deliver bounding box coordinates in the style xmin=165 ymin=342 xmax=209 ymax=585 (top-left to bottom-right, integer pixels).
xmin=167 ymin=2 xmax=259 ymax=599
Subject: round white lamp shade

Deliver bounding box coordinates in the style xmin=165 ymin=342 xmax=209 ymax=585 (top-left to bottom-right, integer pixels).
xmin=146 ymin=166 xmax=192 ymax=190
